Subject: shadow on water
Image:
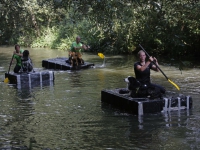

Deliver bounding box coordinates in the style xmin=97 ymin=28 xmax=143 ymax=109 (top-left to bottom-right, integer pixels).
xmin=67 ymin=71 xmax=83 ymax=88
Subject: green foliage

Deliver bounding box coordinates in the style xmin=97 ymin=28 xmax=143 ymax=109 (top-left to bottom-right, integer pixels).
xmin=0 ymin=0 xmax=199 ymax=61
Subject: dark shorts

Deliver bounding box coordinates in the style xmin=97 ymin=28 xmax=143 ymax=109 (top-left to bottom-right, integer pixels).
xmin=14 ymin=65 xmax=21 ymax=73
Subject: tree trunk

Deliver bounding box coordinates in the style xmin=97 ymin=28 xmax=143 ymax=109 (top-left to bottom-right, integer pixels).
xmin=31 ymin=13 xmax=40 ymax=37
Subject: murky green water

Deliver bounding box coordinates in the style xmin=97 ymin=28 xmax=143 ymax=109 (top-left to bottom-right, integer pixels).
xmin=0 ymin=46 xmax=200 ymax=150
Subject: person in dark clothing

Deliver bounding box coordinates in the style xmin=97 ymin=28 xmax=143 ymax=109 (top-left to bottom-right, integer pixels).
xmin=21 ymin=50 xmax=33 ymax=72
xmin=134 ymin=50 xmax=166 ymax=94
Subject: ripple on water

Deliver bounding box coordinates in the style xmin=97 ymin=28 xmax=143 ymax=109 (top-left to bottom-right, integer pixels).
xmin=0 ymin=48 xmax=200 ymax=149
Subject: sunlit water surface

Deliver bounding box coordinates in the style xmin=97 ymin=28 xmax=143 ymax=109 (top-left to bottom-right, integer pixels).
xmin=0 ymin=46 xmax=200 ymax=150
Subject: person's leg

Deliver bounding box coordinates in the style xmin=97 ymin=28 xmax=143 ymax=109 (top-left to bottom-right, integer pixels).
xmin=14 ymin=65 xmax=21 ymax=73
xmin=150 ymin=83 xmax=166 ymax=94
xmin=28 ymin=65 xmax=33 ymax=72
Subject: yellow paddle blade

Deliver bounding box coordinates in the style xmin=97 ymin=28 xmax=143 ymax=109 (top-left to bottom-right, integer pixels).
xmin=98 ymin=53 xmax=105 ymax=59
xmin=168 ymin=79 xmax=180 ymax=90
xmin=4 ymin=77 xmax=9 ymax=83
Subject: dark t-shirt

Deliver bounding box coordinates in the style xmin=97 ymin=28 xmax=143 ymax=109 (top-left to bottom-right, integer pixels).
xmin=134 ymin=61 xmax=153 ymax=84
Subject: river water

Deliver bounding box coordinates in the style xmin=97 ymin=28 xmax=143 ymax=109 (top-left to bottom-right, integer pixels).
xmin=0 ymin=46 xmax=200 ymax=150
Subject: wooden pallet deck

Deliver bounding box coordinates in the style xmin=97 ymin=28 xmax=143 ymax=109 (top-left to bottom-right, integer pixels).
xmin=42 ymin=57 xmax=94 ymax=70
xmin=101 ymin=88 xmax=192 ymax=115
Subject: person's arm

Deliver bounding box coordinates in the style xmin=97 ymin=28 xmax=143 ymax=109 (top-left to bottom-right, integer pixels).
xmin=75 ymin=45 xmax=90 ymax=50
xmin=74 ymin=46 xmax=82 ymax=50
xmin=136 ymin=56 xmax=159 ymax=72
xmin=136 ymin=60 xmax=151 ymax=72
xmin=136 ymin=56 xmax=154 ymax=72
xmin=11 ymin=55 xmax=15 ymax=64
xmin=151 ymin=57 xmax=159 ymax=72
xmin=13 ymin=50 xmax=23 ymax=57
xmin=81 ymin=44 xmax=90 ymax=50
xmin=72 ymin=43 xmax=82 ymax=50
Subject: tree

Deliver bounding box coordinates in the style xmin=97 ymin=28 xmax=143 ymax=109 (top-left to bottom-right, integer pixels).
xmin=0 ymin=0 xmax=199 ymax=60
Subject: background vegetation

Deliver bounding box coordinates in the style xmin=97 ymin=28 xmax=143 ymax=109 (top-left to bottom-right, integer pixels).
xmin=0 ymin=0 xmax=199 ymax=61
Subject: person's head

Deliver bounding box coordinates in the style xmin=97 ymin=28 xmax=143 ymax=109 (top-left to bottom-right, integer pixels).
xmin=23 ymin=50 xmax=29 ymax=58
xmin=15 ymin=44 xmax=20 ymax=52
xmin=138 ymin=50 xmax=146 ymax=62
xmin=76 ymin=36 xmax=81 ymax=44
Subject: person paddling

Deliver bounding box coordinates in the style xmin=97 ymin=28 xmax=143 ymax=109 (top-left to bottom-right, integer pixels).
xmin=134 ymin=50 xmax=166 ymax=94
xmin=68 ymin=36 xmax=90 ymax=66
xmin=13 ymin=44 xmax=24 ymax=73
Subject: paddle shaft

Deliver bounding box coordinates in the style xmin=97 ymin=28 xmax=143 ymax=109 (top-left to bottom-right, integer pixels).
xmin=139 ymin=44 xmax=168 ymax=80
xmin=8 ymin=54 xmax=14 ymax=74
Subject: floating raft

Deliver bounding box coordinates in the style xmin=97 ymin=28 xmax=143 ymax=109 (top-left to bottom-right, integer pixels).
xmin=5 ymin=71 xmax=54 ymax=89
xmin=101 ymin=88 xmax=192 ymax=115
xmin=42 ymin=57 xmax=94 ymax=70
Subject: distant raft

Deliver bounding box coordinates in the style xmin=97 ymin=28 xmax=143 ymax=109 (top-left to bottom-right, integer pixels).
xmin=101 ymin=88 xmax=192 ymax=115
xmin=5 ymin=71 xmax=54 ymax=89
xmin=42 ymin=57 xmax=94 ymax=70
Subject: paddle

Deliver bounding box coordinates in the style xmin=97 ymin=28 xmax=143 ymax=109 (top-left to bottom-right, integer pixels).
xmin=98 ymin=53 xmax=105 ymax=59
xmin=139 ymin=44 xmax=180 ymax=91
xmin=4 ymin=54 xmax=14 ymax=83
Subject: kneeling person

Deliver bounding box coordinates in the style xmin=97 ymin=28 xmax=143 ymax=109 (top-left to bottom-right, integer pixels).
xmin=13 ymin=44 xmax=24 ymax=73
xmin=68 ymin=36 xmax=89 ymax=66
xmin=134 ymin=50 xmax=166 ymax=95
xmin=21 ymin=50 xmax=33 ymax=72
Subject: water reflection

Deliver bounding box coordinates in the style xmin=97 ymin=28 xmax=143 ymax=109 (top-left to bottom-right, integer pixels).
xmin=0 ymin=46 xmax=200 ymax=149
xmin=162 ymin=109 xmax=192 ymax=127
xmin=0 ymin=87 xmax=36 ymax=149
xmin=68 ymin=71 xmax=83 ymax=88
xmin=16 ymin=80 xmax=55 ymax=90
xmin=2 ymin=83 xmax=56 ymax=149
xmin=101 ymin=101 xmax=193 ymax=129
xmin=101 ymin=109 xmax=195 ymax=149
